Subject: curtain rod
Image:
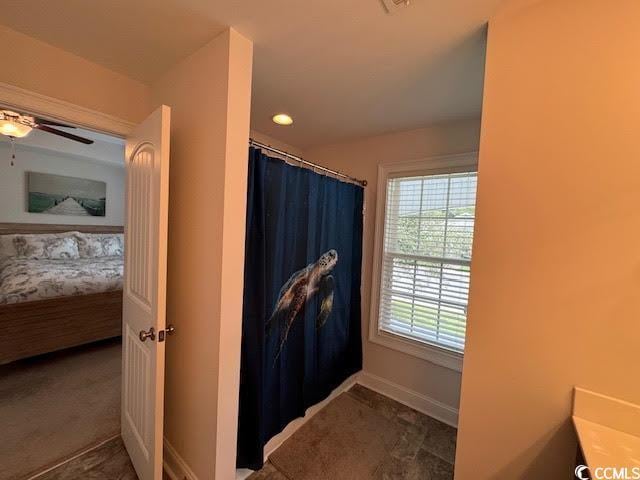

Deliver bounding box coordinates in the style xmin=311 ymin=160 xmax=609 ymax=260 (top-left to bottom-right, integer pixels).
xmin=249 ymin=138 xmax=367 ymax=187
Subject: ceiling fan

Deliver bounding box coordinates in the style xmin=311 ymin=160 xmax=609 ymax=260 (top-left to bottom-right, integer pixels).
xmin=0 ymin=110 xmax=94 ymax=144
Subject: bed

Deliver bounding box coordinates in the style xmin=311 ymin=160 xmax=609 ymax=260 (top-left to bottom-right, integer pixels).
xmin=0 ymin=223 xmax=124 ymax=364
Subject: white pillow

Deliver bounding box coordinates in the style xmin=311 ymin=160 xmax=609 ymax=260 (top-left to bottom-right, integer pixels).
xmin=75 ymin=233 xmax=124 ymax=257
xmin=13 ymin=233 xmax=80 ymax=259
xmin=102 ymin=235 xmax=124 ymax=256
xmin=45 ymin=237 xmax=81 ymax=259
xmin=0 ymin=234 xmax=19 ymax=261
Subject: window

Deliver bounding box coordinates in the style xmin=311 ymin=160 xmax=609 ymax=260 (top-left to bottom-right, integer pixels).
xmin=371 ymin=155 xmax=478 ymax=370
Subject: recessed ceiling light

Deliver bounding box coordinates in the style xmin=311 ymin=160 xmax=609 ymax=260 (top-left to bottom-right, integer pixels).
xmin=272 ymin=113 xmax=293 ymax=126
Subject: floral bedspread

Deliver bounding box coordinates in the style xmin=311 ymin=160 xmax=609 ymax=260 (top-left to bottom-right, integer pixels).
xmin=0 ymin=256 xmax=123 ymax=305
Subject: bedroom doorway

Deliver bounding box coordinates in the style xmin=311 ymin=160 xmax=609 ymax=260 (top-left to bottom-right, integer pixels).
xmin=0 ymin=98 xmax=170 ymax=480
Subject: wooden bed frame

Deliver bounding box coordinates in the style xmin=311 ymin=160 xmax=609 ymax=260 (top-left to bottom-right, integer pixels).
xmin=0 ymin=223 xmax=124 ymax=364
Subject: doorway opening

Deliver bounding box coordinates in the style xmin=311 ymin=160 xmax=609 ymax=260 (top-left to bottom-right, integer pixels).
xmin=0 ymin=111 xmax=128 ymax=480
xmin=0 ymin=100 xmax=170 ymax=480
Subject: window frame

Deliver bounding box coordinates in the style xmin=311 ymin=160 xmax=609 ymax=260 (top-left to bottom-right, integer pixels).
xmin=370 ymin=152 xmax=479 ymax=372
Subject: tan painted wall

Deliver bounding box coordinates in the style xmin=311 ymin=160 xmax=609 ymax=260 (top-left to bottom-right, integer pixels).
xmin=152 ymin=28 xmax=253 ymax=480
xmin=455 ymin=1 xmax=640 ymax=478
xmin=0 ymin=25 xmax=150 ymax=124
xmin=1 ymin=21 xmax=254 ymax=479
xmin=305 ymin=119 xmax=481 ymax=410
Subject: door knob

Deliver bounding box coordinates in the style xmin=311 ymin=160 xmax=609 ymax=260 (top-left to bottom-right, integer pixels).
xmin=139 ymin=327 xmax=156 ymax=342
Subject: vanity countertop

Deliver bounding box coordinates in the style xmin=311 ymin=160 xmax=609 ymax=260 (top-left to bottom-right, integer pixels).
xmin=573 ymin=416 xmax=640 ymax=471
xmin=572 ymin=387 xmax=640 ymax=472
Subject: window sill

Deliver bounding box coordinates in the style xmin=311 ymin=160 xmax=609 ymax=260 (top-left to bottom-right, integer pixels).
xmin=369 ymin=329 xmax=463 ymax=372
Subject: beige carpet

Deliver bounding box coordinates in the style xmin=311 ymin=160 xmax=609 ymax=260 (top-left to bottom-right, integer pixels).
xmin=0 ymin=339 xmax=121 ymax=480
xmin=269 ymin=392 xmax=404 ymax=480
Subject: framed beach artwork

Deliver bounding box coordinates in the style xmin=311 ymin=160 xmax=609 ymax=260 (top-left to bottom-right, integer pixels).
xmin=27 ymin=172 xmax=107 ymax=217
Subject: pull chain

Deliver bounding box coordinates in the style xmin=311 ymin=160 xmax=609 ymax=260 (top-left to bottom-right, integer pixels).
xmin=9 ymin=136 xmax=15 ymax=166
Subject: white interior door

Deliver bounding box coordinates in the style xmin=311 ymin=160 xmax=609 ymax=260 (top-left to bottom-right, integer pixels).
xmin=122 ymin=105 xmax=171 ymax=480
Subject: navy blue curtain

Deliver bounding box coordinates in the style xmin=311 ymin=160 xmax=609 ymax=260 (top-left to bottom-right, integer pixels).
xmin=236 ymin=147 xmax=363 ymax=469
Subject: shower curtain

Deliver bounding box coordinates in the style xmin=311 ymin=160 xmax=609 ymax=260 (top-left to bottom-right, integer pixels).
xmin=236 ymin=147 xmax=364 ymax=469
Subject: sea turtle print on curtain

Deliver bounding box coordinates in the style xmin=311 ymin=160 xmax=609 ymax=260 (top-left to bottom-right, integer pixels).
xmin=266 ymin=249 xmax=338 ymax=363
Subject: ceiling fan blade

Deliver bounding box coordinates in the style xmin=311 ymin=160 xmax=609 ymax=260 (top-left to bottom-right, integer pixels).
xmin=34 ymin=117 xmax=76 ymax=128
xmin=35 ymin=125 xmax=94 ymax=144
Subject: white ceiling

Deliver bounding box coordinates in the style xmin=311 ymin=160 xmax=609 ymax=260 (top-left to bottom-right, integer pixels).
xmin=0 ymin=0 xmax=502 ymax=148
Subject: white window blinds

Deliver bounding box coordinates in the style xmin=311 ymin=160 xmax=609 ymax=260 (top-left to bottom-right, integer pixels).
xmin=378 ymin=171 xmax=477 ymax=353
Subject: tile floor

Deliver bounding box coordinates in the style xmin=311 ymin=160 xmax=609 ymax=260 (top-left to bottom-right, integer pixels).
xmin=249 ymin=384 xmax=456 ymax=480
xmin=31 ymin=384 xmax=456 ymax=480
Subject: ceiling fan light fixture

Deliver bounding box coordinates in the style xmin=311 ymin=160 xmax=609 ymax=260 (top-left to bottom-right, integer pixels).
xmin=0 ymin=119 xmax=32 ymax=138
xmin=0 ymin=111 xmax=34 ymax=138
xmin=0 ymin=110 xmax=93 ymax=144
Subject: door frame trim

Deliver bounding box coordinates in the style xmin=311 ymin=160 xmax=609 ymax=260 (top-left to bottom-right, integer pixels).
xmin=0 ymin=81 xmax=135 ymax=137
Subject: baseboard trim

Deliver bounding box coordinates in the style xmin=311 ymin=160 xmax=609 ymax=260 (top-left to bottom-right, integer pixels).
xmin=164 ymin=437 xmax=198 ymax=480
xmin=357 ymin=371 xmax=459 ymax=427
xmin=163 ymin=462 xmax=180 ymax=480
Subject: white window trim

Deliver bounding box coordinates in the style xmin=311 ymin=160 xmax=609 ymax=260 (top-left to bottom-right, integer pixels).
xmin=369 ymin=152 xmax=479 ymax=372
